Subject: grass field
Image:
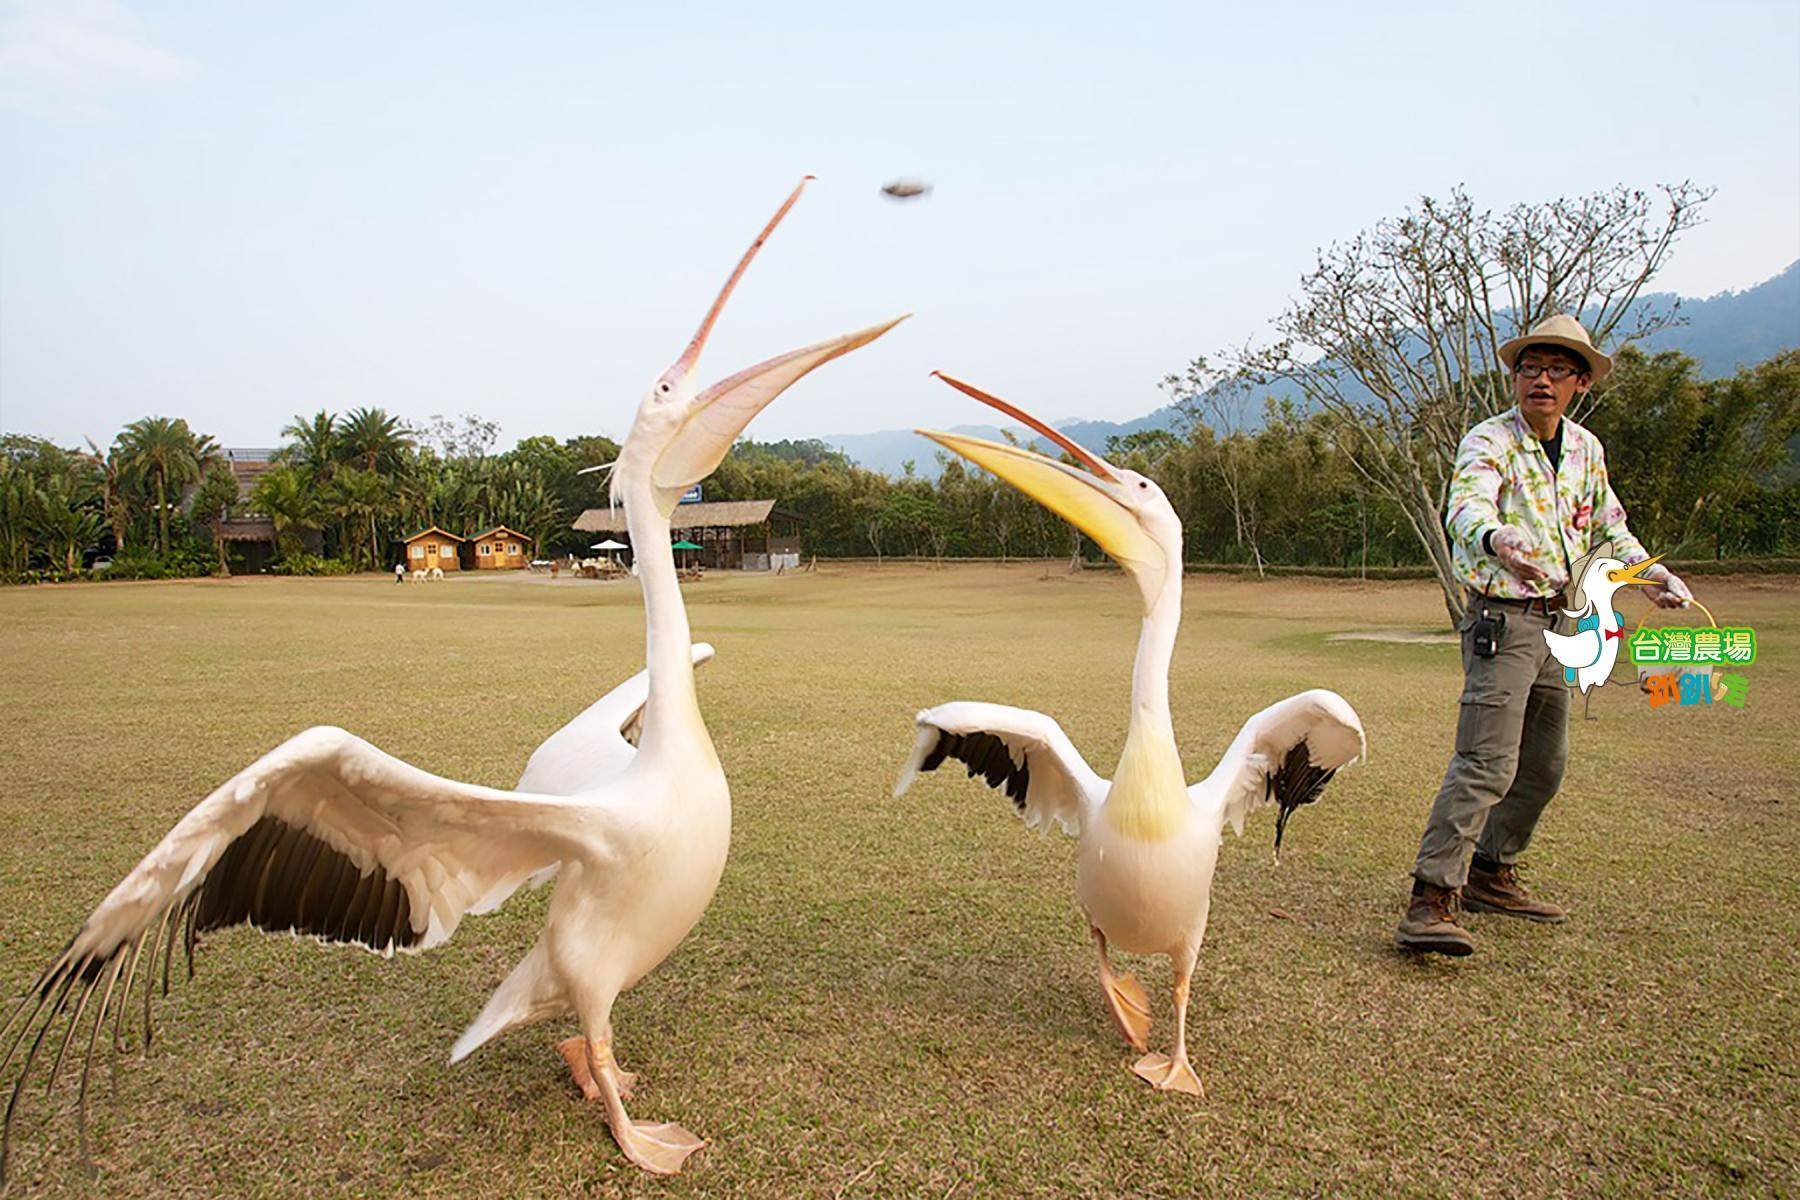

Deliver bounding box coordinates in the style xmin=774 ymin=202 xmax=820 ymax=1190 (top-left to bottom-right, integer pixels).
xmin=1 ymin=566 xmax=1795 ymax=1197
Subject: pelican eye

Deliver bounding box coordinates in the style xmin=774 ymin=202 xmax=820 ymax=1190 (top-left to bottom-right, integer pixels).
xmin=1138 ymin=481 xmax=1149 ymax=489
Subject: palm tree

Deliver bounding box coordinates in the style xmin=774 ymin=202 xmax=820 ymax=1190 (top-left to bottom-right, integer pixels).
xmin=115 ymin=417 xmax=205 ymax=555
xmin=338 ymin=408 xmax=412 ymax=476
xmin=83 ymin=438 xmax=132 ymax=553
xmin=499 ymin=474 xmax=563 ymax=555
xmin=189 ymin=459 xmax=241 ymax=574
xmin=277 ymin=411 xmax=340 ymax=484
xmin=331 ymin=467 xmax=391 ymax=570
xmin=249 ymin=466 xmax=324 ymax=561
xmin=0 ymin=461 xmax=28 ymax=573
xmin=35 ymin=498 xmax=105 ymax=574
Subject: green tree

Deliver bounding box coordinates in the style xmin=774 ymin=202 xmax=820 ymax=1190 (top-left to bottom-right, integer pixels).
xmin=1587 ymin=347 xmax=1800 ymax=557
xmin=338 ymin=407 xmax=412 ymax=475
xmin=277 ymin=411 xmax=340 ymax=484
xmin=249 ymin=466 xmax=325 ymax=561
xmin=331 ymin=467 xmax=391 ymax=570
xmin=189 ymin=459 xmax=241 ymax=574
xmin=1208 ymin=182 xmax=1712 ymax=621
xmin=115 ymin=416 xmax=207 ymax=555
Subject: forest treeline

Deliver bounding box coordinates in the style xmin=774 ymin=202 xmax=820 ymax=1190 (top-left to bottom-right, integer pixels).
xmin=3 ymin=345 xmax=1793 ymax=584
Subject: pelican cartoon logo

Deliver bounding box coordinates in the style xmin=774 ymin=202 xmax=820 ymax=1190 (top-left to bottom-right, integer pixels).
xmin=1542 ymin=541 xmax=1664 ymax=693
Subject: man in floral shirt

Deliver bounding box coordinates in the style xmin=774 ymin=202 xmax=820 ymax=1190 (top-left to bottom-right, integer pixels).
xmin=1396 ymin=315 xmax=1692 ymax=956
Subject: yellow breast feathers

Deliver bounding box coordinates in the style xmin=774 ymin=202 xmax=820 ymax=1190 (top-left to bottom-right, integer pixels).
xmin=1104 ymin=722 xmax=1189 ymax=842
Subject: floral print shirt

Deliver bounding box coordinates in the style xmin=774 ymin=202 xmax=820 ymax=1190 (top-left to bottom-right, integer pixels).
xmin=1446 ymin=406 xmax=1649 ymax=600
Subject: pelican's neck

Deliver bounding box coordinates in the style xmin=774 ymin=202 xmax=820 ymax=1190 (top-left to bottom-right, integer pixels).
xmin=622 ymin=477 xmax=706 ymax=756
xmin=1105 ymin=557 xmax=1187 ymax=841
xmin=1129 ymin=562 xmax=1183 ymax=738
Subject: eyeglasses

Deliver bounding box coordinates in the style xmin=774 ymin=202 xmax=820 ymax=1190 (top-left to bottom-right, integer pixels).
xmin=1512 ymin=362 xmax=1581 ymax=381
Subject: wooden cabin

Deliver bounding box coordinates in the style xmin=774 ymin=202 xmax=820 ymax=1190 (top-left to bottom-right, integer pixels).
xmin=471 ymin=526 xmax=533 ymax=570
xmin=403 ymin=526 xmax=465 ymax=572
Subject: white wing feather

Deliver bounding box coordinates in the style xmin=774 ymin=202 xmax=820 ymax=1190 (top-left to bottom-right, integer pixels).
xmin=516 ymin=642 xmax=715 ymax=795
xmin=894 ymin=701 xmax=1106 ymax=835
xmin=1195 ymin=689 xmax=1366 ymax=837
xmin=58 ymin=726 xmax=594 ymax=972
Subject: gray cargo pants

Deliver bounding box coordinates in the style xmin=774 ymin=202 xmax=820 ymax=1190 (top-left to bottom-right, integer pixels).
xmin=1412 ymin=596 xmax=1570 ymax=889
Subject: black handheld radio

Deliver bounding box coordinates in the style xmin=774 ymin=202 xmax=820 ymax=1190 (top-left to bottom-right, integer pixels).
xmin=1471 ymin=602 xmax=1506 ymax=658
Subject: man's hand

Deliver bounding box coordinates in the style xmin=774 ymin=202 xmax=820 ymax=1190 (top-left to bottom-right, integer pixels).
xmin=1643 ymin=563 xmax=1693 ymax=609
xmin=1490 ymin=525 xmax=1547 ymax=584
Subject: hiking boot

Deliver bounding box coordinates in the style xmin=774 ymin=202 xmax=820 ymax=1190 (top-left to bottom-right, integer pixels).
xmin=1464 ymin=862 xmax=1567 ymax=923
xmin=1395 ymin=883 xmax=1475 ymax=956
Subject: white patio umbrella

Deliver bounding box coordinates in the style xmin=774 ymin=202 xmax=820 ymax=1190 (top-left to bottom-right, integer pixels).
xmin=591 ymin=538 xmax=629 ymax=564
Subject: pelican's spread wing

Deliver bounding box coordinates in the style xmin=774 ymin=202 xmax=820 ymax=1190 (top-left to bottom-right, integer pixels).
xmin=1200 ymin=689 xmax=1366 ymax=856
xmin=894 ymin=702 xmax=1106 ymax=835
xmin=1 ymin=726 xmax=592 ymax=1175
xmin=517 ymin=642 xmax=715 ymax=795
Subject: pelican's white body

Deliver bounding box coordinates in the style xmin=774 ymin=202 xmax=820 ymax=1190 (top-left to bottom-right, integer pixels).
xmin=5 ymin=179 xmax=907 ymax=1180
xmin=1077 ymin=802 xmax=1221 ymax=958
xmin=454 ymin=682 xmax=730 ymax=1061
xmin=895 ymin=404 xmax=1366 ymax=1094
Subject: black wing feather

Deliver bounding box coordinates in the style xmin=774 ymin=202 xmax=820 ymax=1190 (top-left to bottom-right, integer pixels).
xmin=917 ymin=729 xmax=1032 ymax=813
xmin=0 ymin=814 xmax=421 ymax=1185
xmin=1267 ymin=739 xmax=1338 ymax=854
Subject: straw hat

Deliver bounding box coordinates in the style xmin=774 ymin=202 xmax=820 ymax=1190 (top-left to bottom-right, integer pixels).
xmin=1498 ymin=314 xmax=1613 ymax=384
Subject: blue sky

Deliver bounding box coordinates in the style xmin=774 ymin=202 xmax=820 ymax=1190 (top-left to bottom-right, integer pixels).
xmin=3 ymin=0 xmax=1797 ymax=451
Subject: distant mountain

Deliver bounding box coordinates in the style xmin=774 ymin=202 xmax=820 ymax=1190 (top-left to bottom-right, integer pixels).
xmin=826 ymin=260 xmax=1800 ymax=478
xmin=1635 ymin=259 xmax=1800 ymax=373
xmin=824 ymin=410 xmax=1174 ymax=481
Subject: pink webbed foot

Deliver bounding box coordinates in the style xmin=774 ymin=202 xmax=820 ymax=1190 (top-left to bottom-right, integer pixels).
xmin=611 ymin=1118 xmax=707 ymax=1176
xmin=569 ymin=1036 xmax=707 ymax=1176
xmin=1102 ymin=972 xmax=1153 ymax=1053
xmin=1132 ymin=1051 xmax=1204 ymax=1097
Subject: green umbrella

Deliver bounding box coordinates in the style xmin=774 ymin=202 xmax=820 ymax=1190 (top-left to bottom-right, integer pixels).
xmin=670 ymin=540 xmax=702 ymax=550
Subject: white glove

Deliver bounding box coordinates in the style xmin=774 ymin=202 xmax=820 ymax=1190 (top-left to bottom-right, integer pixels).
xmin=1489 ymin=525 xmax=1547 ymax=584
xmin=1643 ymin=563 xmax=1692 ymax=609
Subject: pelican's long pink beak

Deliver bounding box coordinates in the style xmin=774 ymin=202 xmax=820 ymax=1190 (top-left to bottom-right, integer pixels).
xmin=651 ymin=178 xmax=909 ymax=491
xmin=669 ymin=176 xmax=814 ymax=381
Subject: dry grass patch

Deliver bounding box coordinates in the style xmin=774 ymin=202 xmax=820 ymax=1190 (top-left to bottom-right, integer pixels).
xmin=1 ymin=566 xmax=1794 ymax=1196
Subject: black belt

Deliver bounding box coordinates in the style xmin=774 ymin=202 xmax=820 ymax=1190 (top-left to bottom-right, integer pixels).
xmin=1470 ymin=592 xmax=1560 ymax=618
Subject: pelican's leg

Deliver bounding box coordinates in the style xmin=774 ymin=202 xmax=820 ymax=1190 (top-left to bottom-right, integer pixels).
xmin=1090 ymin=925 xmax=1151 ymax=1053
xmin=580 ymin=1036 xmax=706 ymax=1176
xmin=556 ymin=1029 xmax=637 ymax=1100
xmin=1132 ymin=964 xmax=1203 ymax=1097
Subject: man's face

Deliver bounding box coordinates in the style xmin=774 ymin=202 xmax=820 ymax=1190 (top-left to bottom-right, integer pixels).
xmin=1512 ymin=345 xmax=1591 ymax=428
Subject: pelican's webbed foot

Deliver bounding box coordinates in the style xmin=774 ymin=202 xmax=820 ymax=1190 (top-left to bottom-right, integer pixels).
xmin=577 ymin=1036 xmax=707 ymax=1176
xmin=1132 ymin=1050 xmax=1204 ymax=1097
xmin=612 ymin=1118 xmax=707 ymax=1175
xmin=1102 ymin=972 xmax=1152 ymax=1053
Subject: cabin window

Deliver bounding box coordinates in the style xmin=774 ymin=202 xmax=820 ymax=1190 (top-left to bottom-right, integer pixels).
xmin=410 ymin=545 xmax=424 ymax=559
xmin=507 ymin=543 xmax=519 ymax=555
xmin=479 ymin=543 xmax=491 ymax=556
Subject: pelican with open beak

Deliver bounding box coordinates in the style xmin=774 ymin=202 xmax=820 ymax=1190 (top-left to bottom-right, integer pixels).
xmin=895 ymin=374 xmax=1365 ymax=1097
xmin=0 ymin=177 xmax=905 ymax=1184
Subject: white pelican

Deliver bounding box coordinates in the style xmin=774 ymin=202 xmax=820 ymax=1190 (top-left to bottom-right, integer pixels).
xmin=0 ymin=177 xmax=905 ymax=1180
xmin=894 ymin=374 xmax=1365 ymax=1097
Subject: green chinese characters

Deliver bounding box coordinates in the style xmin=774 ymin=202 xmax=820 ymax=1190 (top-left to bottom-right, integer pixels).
xmin=1628 ymin=625 xmax=1757 ymax=666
